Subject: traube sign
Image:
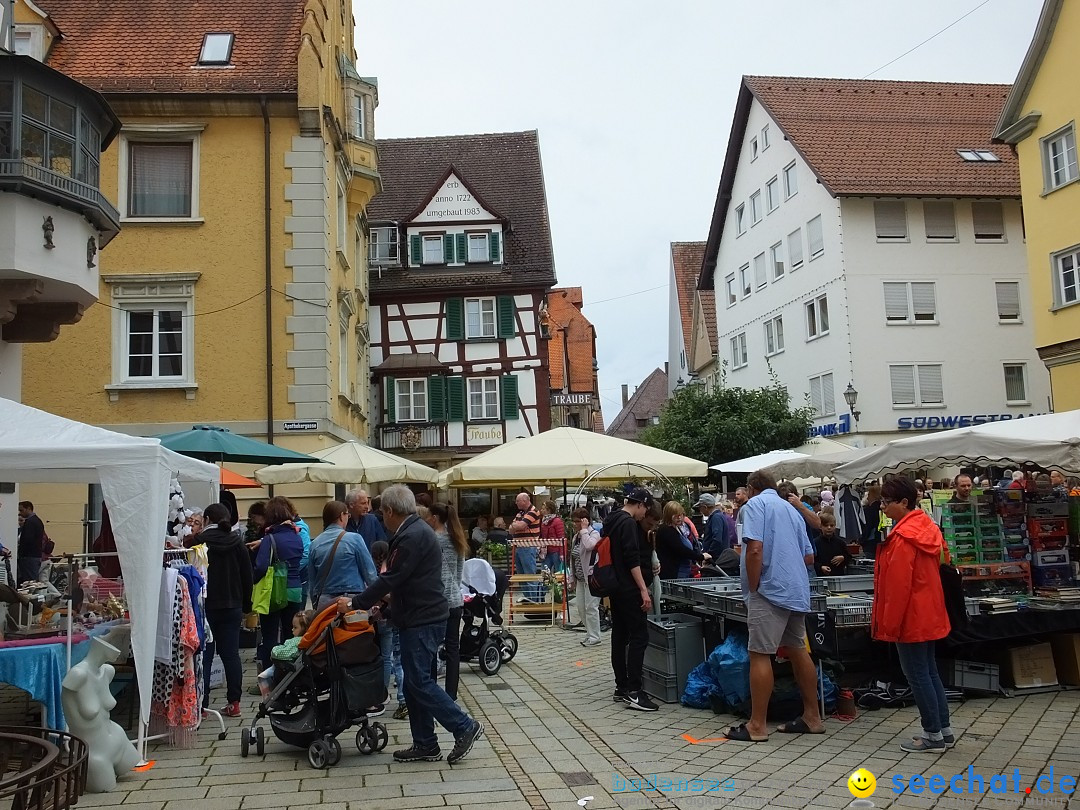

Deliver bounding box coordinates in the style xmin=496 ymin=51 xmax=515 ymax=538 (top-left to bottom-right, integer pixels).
xmin=550 ymin=393 xmax=593 ymax=407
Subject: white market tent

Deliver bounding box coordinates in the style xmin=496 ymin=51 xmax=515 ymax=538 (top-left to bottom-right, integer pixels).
xmin=711 ymin=437 xmax=861 ymax=477
xmin=0 ymin=398 xmax=219 ymax=750
xmin=710 ymin=449 xmax=805 ymax=474
xmin=438 ymin=427 xmax=708 ymax=488
xmin=833 ymin=410 xmax=1080 ymax=481
xmin=767 ymin=448 xmax=871 ymax=480
xmin=253 ymin=440 xmax=439 ymax=486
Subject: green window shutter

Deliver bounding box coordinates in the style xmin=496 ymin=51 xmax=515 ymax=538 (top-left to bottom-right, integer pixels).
xmin=455 ymin=233 xmax=467 ymax=263
xmin=384 ymin=377 xmax=396 ymax=423
xmin=447 ymin=376 xmax=466 ymax=422
xmin=501 ymin=374 xmax=519 ymax=420
xmin=446 ymin=298 xmax=464 ymax=341
xmin=489 ymin=231 xmax=501 ymax=263
xmin=409 ymin=235 xmax=422 ymax=266
xmin=443 ymin=234 xmax=455 ymax=263
xmin=497 ymin=295 xmax=515 ymax=338
xmin=427 ymin=375 xmax=446 ymax=422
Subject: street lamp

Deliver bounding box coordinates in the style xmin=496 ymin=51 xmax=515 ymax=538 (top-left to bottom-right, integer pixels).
xmin=843 ymin=382 xmax=861 ymax=429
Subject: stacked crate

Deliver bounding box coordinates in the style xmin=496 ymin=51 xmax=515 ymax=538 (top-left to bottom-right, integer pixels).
xmin=941 ymin=502 xmax=977 ymax=564
xmin=1028 ymin=500 xmax=1073 ymax=588
xmin=998 ymin=489 xmax=1031 ymax=562
xmin=974 ymin=493 xmax=1004 ymax=563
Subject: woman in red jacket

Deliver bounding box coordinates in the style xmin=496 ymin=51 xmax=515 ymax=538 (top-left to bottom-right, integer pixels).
xmin=538 ymin=500 xmax=566 ymax=572
xmin=871 ymin=476 xmax=954 ymax=753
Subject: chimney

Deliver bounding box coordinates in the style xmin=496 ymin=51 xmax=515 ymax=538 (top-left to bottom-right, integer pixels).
xmin=621 ymin=384 xmax=629 ymax=407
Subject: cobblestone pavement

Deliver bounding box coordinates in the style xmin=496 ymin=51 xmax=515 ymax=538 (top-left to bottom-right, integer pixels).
xmin=5 ymin=625 xmax=1080 ymax=809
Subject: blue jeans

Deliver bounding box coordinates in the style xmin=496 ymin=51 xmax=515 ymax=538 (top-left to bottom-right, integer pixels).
xmin=400 ymin=622 xmax=473 ymax=749
xmin=515 ymin=546 xmax=541 ymax=601
xmin=543 ymin=551 xmax=563 ymax=573
xmin=895 ymin=641 xmax=950 ymax=735
xmin=391 ymin=628 xmax=404 ymax=704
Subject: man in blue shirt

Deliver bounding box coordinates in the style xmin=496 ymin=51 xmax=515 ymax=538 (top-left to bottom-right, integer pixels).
xmin=346 ymin=488 xmax=387 ymax=549
xmin=727 ymin=470 xmax=823 ymax=743
xmin=696 ymin=494 xmax=730 ymax=557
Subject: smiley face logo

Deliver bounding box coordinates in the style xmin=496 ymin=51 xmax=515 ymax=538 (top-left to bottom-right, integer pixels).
xmin=847 ymin=768 xmax=876 ymax=798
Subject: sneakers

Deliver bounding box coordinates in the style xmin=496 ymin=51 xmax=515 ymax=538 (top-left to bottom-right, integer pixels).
xmin=580 ymin=638 xmax=602 ymax=647
xmin=624 ymin=691 xmax=659 ymax=712
xmin=393 ymin=744 xmax=442 ymax=763
xmin=393 ymin=703 xmax=409 ymax=720
xmin=220 ymin=701 xmax=241 ymax=718
xmin=447 ymin=721 xmax=484 ymax=765
xmin=365 ymin=704 xmax=386 ymax=718
xmin=920 ymin=732 xmax=956 ymax=748
xmin=900 ymin=736 xmax=946 ymax=753
xmin=612 ymin=689 xmax=628 ymax=702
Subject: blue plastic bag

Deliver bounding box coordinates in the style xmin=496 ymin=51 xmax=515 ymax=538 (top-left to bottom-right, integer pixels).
xmin=681 ymin=660 xmax=717 ymax=709
xmin=707 ymin=630 xmax=751 ymax=709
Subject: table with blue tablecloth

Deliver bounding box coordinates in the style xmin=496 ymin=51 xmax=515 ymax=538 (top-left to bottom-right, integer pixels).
xmin=0 ymin=621 xmax=127 ymax=729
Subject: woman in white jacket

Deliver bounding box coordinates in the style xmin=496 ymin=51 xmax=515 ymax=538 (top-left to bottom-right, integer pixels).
xmin=567 ymin=507 xmax=602 ymax=646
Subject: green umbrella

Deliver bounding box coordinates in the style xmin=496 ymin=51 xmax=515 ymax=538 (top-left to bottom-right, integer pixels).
xmin=156 ymin=425 xmax=324 ymax=466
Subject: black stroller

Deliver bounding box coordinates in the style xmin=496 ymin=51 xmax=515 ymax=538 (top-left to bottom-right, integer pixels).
xmin=458 ymin=558 xmax=518 ymax=675
xmin=240 ymin=606 xmax=388 ymax=769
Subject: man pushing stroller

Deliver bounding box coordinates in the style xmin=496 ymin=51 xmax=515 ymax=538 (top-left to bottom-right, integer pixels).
xmin=338 ymin=485 xmax=484 ymax=765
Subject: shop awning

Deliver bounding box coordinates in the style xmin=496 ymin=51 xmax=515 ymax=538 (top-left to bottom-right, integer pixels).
xmin=254 ymin=441 xmax=439 ymax=485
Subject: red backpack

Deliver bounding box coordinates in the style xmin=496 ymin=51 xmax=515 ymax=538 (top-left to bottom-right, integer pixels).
xmin=587 ymin=535 xmax=619 ymax=597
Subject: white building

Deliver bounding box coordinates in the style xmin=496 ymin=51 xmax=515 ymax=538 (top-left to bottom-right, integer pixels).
xmin=699 ymin=76 xmax=1051 ymax=447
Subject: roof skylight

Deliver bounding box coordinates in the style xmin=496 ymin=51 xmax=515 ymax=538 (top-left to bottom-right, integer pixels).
xmin=198 ymin=33 xmax=234 ymax=65
xmin=958 ymin=149 xmax=1001 ymax=162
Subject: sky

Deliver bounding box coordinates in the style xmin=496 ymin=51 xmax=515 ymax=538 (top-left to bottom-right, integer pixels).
xmin=355 ymin=0 xmax=1044 ymax=426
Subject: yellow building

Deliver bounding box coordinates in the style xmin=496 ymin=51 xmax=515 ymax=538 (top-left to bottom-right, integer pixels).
xmin=995 ymin=0 xmax=1080 ymax=409
xmin=18 ymin=0 xmax=380 ymax=547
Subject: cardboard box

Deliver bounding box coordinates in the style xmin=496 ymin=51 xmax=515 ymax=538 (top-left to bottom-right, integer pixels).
xmin=1051 ymin=634 xmax=1080 ymax=686
xmin=1004 ymin=643 xmax=1058 ymax=688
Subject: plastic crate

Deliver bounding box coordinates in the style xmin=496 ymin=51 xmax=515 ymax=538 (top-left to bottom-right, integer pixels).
xmin=645 ymin=613 xmax=705 ymax=695
xmin=659 ymin=578 xmax=702 ymax=601
xmin=978 ymin=549 xmax=1005 ymax=564
xmin=977 ymin=536 xmax=1004 ymax=552
xmin=1031 ymin=535 xmax=1068 ymax=552
xmin=812 ymin=573 xmax=875 ymax=593
xmin=1005 ymin=544 xmax=1032 ymax=561
xmin=642 ymin=665 xmax=679 ymax=703
xmin=940 ymin=659 xmax=1000 ymax=694
xmin=827 ymin=595 xmax=873 ymax=627
xmin=953 ymin=549 xmax=979 ymax=564
xmin=1002 ymin=528 xmax=1027 ymax=543
xmin=1028 ymin=518 xmax=1069 ymax=538
xmin=942 ymin=514 xmax=975 ymax=528
xmin=941 ymin=502 xmax=974 ymax=515
xmin=944 ymin=529 xmax=977 ymax=544
xmin=702 ymin=592 xmax=748 ymax=619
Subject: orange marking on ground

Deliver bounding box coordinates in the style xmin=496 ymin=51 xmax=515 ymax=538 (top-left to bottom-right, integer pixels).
xmin=681 ymin=733 xmax=729 ymax=744
xmin=132 ymin=761 xmax=156 ymax=772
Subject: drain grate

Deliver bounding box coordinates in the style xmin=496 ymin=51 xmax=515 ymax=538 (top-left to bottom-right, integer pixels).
xmin=559 ymin=771 xmax=597 ymax=787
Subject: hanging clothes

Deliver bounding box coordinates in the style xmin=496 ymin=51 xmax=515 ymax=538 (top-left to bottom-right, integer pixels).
xmin=150 ymin=573 xmax=202 ymax=747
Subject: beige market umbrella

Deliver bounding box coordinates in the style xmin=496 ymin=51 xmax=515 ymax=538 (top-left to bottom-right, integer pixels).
xmin=437 ymin=426 xmax=707 ymax=488
xmin=253 ymin=441 xmax=439 ymax=486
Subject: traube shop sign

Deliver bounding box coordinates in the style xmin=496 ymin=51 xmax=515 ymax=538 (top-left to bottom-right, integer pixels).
xmin=897 ymin=412 xmax=1045 ymax=430
xmin=550 ymin=393 xmax=594 ymax=407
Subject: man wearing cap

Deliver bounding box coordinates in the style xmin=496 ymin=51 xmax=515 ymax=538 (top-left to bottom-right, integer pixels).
xmin=697 ymin=494 xmax=731 ymax=558
xmin=603 ymin=488 xmax=658 ymax=712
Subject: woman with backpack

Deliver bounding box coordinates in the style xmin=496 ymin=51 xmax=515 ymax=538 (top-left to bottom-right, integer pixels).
xmin=870 ymin=477 xmax=953 ymax=753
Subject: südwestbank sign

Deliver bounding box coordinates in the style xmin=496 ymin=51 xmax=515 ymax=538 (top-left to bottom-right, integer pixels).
xmin=897 ymin=412 xmax=1047 ymax=430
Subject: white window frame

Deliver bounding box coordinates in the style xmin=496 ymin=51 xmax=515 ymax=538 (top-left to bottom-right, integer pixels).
xmin=770 ymin=242 xmax=784 ymax=280
xmin=468 ymin=377 xmax=500 ymax=421
xmin=783 ymin=161 xmax=798 ymax=198
xmin=396 ymin=378 xmax=428 ymax=422
xmin=349 ymin=91 xmax=366 ymax=140
xmin=766 ymin=177 xmax=780 ymax=213
xmin=995 ymin=280 xmax=1022 ymax=323
xmin=753 ymin=252 xmax=767 ymax=290
xmin=805 ymin=293 xmax=829 ymax=341
xmin=764 ymin=315 xmax=784 ymax=357
xmin=104 ymin=272 xmax=200 ymax=400
xmin=422 ymin=234 xmax=444 ymax=265
xmin=465 ymin=297 xmax=497 ymax=339
xmin=1003 ymin=363 xmax=1029 ymax=405
xmin=730 ymin=333 xmax=748 ymax=369
xmin=750 ymin=137 xmax=759 ymax=161
xmin=467 ymin=232 xmax=490 ymax=263
xmin=117 ymin=124 xmax=205 ymax=223
xmin=1053 ymin=245 xmax=1080 ymax=309
xmin=336 ymin=179 xmax=348 ymax=254
xmin=889 ymin=364 xmax=945 ymax=408
xmin=882 ymin=281 xmax=937 ymax=325
xmin=807 ymin=215 xmax=824 ymax=259
xmin=724 ymin=274 xmax=737 ymax=308
xmin=735 ymin=204 xmax=746 ymax=236
xmin=198 ymin=33 xmax=234 ymax=65
xmin=13 ymin=24 xmax=45 ymax=60
xmin=787 ymin=228 xmax=804 ymax=271
xmin=369 ymin=226 xmax=399 ymax=264
xmin=808 ymin=372 xmax=835 ymax=418
xmin=761 ymin=125 xmax=770 ymax=151
xmin=338 ymin=318 xmax=350 ymax=397
xmin=1041 ymin=123 xmax=1079 ymax=193
xmin=739 ymin=264 xmax=751 ymax=299
xmin=750 ymin=191 xmax=762 ymax=225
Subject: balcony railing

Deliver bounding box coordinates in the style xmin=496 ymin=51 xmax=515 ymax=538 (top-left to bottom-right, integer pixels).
xmin=0 ymin=159 xmax=121 ymax=242
xmin=377 ymin=422 xmax=445 ymax=451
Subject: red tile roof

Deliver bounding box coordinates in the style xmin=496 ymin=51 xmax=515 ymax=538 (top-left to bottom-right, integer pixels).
xmin=548 ymin=287 xmax=598 ymax=395
xmin=745 ymin=76 xmax=1019 ymax=197
xmin=605 ymin=367 xmax=668 ymax=441
xmin=39 ymin=0 xmax=304 ymax=94
xmin=670 ymin=241 xmax=706 ymax=356
xmin=698 ymin=289 xmax=717 ymax=349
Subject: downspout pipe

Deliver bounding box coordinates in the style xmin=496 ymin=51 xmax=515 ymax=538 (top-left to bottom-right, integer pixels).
xmin=261 ymin=96 xmax=275 ymax=447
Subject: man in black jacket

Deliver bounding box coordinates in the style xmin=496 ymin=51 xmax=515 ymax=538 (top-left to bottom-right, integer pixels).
xmin=17 ymin=501 xmax=44 ymax=585
xmin=604 ymin=488 xmax=658 ymax=712
xmin=339 ymin=484 xmax=483 ymax=765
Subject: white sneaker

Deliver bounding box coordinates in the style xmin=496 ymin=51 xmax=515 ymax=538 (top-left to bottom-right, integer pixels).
xmin=580 ymin=638 xmax=602 ymax=647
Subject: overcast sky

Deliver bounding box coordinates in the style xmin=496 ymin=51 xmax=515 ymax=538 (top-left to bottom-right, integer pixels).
xmin=355 ymin=0 xmax=1042 ymax=425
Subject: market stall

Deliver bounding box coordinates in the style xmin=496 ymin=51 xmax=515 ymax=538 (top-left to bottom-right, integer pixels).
xmin=0 ymin=399 xmax=219 ymax=751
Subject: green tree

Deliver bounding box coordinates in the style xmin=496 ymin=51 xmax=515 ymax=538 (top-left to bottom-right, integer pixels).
xmin=640 ymin=378 xmax=813 ymax=465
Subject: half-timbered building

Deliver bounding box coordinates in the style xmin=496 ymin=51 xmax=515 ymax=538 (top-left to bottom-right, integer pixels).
xmin=366 ymin=131 xmax=557 ymax=501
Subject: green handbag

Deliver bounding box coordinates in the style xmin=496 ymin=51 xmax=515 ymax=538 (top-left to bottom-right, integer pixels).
xmin=270 ymin=557 xmax=289 ymax=611
xmin=251 ymin=536 xmax=284 ymax=615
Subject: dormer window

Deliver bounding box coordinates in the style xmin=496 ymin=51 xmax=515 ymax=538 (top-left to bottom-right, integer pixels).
xmin=422 ymin=234 xmax=444 ymax=264
xmin=198 ymin=33 xmax=234 ymax=66
xmin=467 ymin=233 xmax=489 ymax=262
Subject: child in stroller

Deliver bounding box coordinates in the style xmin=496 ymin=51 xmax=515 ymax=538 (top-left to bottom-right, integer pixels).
xmin=457 ymin=558 xmax=518 ymax=675
xmin=240 ymin=603 xmax=389 ymax=769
